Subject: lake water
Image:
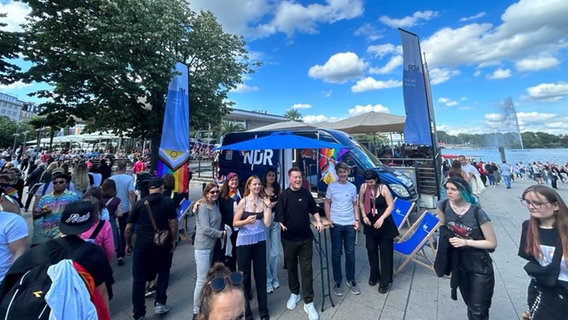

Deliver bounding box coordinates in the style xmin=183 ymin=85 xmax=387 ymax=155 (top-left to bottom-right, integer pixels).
xmin=442 ymin=148 xmax=568 ymax=165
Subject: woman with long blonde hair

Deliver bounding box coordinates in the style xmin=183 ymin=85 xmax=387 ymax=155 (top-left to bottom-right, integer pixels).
xmin=518 ymin=185 xmax=568 ymax=319
xmin=72 ymin=161 xmax=90 ymax=197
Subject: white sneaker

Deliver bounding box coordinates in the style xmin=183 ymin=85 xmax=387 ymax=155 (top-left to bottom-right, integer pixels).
xmin=303 ymin=302 xmax=319 ymax=320
xmin=286 ymin=293 xmax=301 ymax=310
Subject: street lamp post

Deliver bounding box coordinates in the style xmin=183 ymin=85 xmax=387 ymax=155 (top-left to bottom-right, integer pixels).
xmin=12 ymin=122 xmax=20 ymax=156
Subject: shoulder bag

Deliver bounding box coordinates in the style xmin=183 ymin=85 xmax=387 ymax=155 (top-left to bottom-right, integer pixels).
xmin=144 ymin=200 xmax=170 ymax=247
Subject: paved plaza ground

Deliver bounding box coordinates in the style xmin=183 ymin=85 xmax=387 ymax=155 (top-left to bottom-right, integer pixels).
xmin=28 ymin=176 xmax=564 ymax=320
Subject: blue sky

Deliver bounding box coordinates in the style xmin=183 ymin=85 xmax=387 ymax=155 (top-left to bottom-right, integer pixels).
xmin=2 ymin=0 xmax=568 ymax=135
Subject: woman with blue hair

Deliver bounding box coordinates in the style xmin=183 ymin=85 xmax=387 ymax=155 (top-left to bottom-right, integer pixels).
xmin=437 ymin=177 xmax=497 ymax=320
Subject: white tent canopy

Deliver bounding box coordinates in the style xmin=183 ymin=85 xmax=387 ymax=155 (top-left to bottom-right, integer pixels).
xmin=247 ymin=120 xmax=316 ymax=132
xmin=323 ymin=111 xmax=405 ymax=134
xmin=26 ymin=131 xmax=121 ymax=147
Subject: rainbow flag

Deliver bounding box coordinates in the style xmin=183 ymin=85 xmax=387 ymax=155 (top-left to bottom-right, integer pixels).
xmin=157 ymin=63 xmax=190 ymax=193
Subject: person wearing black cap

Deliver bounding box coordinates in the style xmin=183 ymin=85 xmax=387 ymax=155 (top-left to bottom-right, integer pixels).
xmin=0 ymin=200 xmax=115 ymax=318
xmin=125 ymin=177 xmax=178 ymax=320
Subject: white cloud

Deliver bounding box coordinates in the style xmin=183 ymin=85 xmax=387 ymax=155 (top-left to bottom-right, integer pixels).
xmin=321 ymin=90 xmax=332 ymax=98
xmin=232 ymin=83 xmax=259 ymax=93
xmin=0 ymin=2 xmax=30 ymax=32
xmin=515 ymin=56 xmax=560 ymax=71
xmin=526 ymin=82 xmax=568 ymax=102
xmin=351 ymin=77 xmax=401 ymax=92
xmin=516 ymin=111 xmax=557 ymax=126
xmin=486 ymin=68 xmax=511 ymax=79
xmin=353 ymin=23 xmax=382 ymax=41
xmin=254 ymin=0 xmax=364 ymax=38
xmin=459 ymin=12 xmax=486 ymax=22
xmin=304 ymin=114 xmax=339 ymax=123
xmin=0 ymin=81 xmax=33 ymax=91
xmin=308 ymin=52 xmax=367 ymax=83
xmin=428 ymin=67 xmax=460 ymax=85
xmin=379 ymin=10 xmax=438 ymax=28
xmin=369 ymin=55 xmax=402 ymax=74
xmin=421 ymin=0 xmax=568 ymax=70
xmin=438 ymin=97 xmax=458 ymax=107
xmin=484 ymin=113 xmax=505 ymax=122
xmin=189 ymin=0 xmax=271 ymax=36
xmin=348 ymin=104 xmax=390 ymax=115
xmin=367 ymin=44 xmax=396 ymax=58
xmin=292 ymin=103 xmax=312 ymax=109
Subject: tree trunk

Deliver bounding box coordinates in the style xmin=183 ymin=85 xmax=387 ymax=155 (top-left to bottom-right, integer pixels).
xmin=150 ymin=135 xmax=161 ymax=174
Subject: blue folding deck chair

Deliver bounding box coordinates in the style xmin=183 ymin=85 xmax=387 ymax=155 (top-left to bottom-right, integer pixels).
xmin=391 ymin=197 xmax=416 ymax=232
xmin=393 ymin=210 xmax=440 ymax=276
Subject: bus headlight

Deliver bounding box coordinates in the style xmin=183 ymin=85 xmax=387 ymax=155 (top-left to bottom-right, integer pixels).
xmin=389 ymin=184 xmax=410 ymax=198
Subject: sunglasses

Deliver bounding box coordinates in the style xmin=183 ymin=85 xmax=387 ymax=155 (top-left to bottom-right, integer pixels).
xmin=208 ymin=272 xmax=244 ymax=292
xmin=209 ymin=190 xmax=219 ymax=194
xmin=52 ymin=180 xmax=67 ymax=185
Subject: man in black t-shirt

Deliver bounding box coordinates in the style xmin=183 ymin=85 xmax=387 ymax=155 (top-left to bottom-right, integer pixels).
xmin=125 ymin=177 xmax=177 ymax=320
xmin=275 ymin=167 xmax=323 ymax=320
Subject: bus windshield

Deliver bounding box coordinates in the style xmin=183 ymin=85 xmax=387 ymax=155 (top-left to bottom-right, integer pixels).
xmin=342 ymin=141 xmax=383 ymax=169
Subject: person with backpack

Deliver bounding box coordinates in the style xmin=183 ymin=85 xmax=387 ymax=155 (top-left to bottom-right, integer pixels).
xmin=435 ymin=177 xmax=497 ymax=320
xmin=125 ymin=177 xmax=177 ymax=320
xmin=0 ymin=200 xmax=115 ymax=319
xmin=80 ymin=195 xmax=115 ymax=262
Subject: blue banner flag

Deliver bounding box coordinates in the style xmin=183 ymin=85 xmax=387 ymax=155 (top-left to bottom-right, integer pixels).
xmin=399 ymin=29 xmax=433 ymax=146
xmin=158 ymin=62 xmax=190 ymax=192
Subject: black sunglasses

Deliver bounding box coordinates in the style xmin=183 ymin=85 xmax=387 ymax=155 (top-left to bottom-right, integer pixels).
xmin=208 ymin=272 xmax=244 ymax=292
xmin=52 ymin=180 xmax=67 ymax=185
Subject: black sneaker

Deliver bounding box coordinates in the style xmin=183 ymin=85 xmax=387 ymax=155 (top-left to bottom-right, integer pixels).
xmin=117 ymin=257 xmax=124 ymax=266
xmin=145 ymin=285 xmax=156 ymax=298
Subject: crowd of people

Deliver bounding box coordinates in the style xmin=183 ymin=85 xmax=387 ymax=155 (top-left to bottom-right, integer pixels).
xmin=0 ymin=147 xmax=566 ymax=320
xmin=444 ymin=157 xmax=568 ymax=190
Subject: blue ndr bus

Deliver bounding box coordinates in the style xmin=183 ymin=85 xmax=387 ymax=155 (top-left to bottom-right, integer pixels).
xmin=216 ymin=128 xmax=418 ymax=201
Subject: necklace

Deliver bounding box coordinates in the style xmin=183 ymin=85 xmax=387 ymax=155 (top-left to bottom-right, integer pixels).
xmin=451 ymin=203 xmax=470 ymax=216
xmin=250 ymin=196 xmax=261 ymax=211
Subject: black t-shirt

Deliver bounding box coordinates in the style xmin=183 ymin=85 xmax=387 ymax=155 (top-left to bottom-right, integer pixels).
xmin=275 ymin=187 xmax=318 ymax=241
xmin=519 ymin=220 xmax=568 ymax=292
xmin=218 ymin=196 xmax=239 ymax=228
xmin=129 ymin=193 xmax=177 ymax=243
xmin=3 ymin=235 xmax=114 ymax=298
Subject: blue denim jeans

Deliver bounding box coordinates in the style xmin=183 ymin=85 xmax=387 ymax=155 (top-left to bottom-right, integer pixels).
xmin=330 ymin=223 xmax=356 ymax=283
xmin=265 ymin=217 xmax=281 ymax=287
xmin=501 ymin=174 xmax=511 ymax=188
xmin=193 ymin=249 xmax=213 ymax=315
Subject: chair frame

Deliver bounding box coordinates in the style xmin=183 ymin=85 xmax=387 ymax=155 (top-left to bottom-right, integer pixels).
xmin=393 ymin=210 xmax=441 ymax=276
xmin=391 ymin=197 xmax=416 ymax=232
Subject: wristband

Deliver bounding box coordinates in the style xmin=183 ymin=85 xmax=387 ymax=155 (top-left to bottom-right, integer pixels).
xmin=355 ymin=219 xmax=360 ymax=222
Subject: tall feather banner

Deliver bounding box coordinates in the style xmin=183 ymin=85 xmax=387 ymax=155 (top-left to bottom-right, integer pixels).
xmin=157 ymin=63 xmax=190 ymax=193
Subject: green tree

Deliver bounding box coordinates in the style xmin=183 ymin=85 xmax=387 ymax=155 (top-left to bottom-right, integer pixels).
xmin=217 ymin=121 xmax=245 ymax=137
xmin=0 ymin=116 xmax=18 ymax=148
xmin=14 ymin=0 xmax=256 ymax=168
xmin=28 ymin=112 xmax=74 ymax=152
xmin=284 ymin=109 xmax=302 ymax=121
xmin=0 ymin=13 xmax=20 ymax=85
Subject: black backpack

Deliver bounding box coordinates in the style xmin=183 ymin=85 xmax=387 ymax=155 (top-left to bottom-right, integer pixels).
xmin=0 ymin=238 xmax=90 ymax=319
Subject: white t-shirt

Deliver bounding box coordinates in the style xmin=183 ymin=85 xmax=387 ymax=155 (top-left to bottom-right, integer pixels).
xmin=325 ymin=181 xmax=357 ymax=226
xmin=0 ymin=212 xmax=28 ymax=281
xmin=110 ymin=174 xmax=135 ymax=213
xmin=461 ymin=163 xmax=479 ymax=177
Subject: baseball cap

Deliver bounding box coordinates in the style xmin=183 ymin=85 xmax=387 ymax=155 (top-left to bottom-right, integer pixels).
xmin=59 ymin=200 xmax=96 ymax=235
xmin=148 ymin=177 xmax=164 ymax=189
